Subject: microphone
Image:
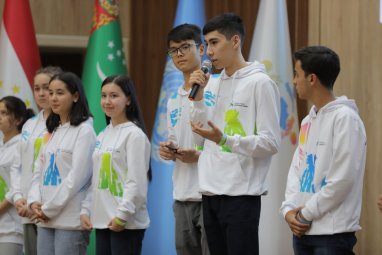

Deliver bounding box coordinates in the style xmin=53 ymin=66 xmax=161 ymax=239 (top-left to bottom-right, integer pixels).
xmin=188 ymin=60 xmax=212 ymax=101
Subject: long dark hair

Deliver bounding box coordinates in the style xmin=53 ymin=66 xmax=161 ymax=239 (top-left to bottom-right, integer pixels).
xmin=46 ymin=72 xmax=92 ymax=133
xmin=101 ymin=75 xmax=152 ymax=180
xmin=0 ymin=96 xmax=35 ymax=132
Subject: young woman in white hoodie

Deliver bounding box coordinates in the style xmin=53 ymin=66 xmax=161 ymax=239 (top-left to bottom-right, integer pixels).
xmin=28 ymin=72 xmax=96 ymax=255
xmin=0 ymin=96 xmax=34 ymax=255
xmin=9 ymin=66 xmax=62 ymax=255
xmin=80 ymin=75 xmax=150 ymax=255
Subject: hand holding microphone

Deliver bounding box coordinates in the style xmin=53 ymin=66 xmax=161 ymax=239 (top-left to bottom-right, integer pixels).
xmin=188 ymin=60 xmax=212 ymax=101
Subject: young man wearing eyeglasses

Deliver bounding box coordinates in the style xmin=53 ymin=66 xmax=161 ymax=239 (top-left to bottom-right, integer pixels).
xmin=159 ymin=23 xmax=210 ymax=255
xmin=189 ymin=13 xmax=281 ymax=255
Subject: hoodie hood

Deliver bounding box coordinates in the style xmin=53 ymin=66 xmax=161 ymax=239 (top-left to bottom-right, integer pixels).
xmin=220 ymin=61 xmax=266 ymax=80
xmin=309 ymin=96 xmax=359 ymax=118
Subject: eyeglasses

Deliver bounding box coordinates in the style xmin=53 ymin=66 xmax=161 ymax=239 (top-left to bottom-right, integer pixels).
xmin=167 ymin=43 xmax=199 ymax=58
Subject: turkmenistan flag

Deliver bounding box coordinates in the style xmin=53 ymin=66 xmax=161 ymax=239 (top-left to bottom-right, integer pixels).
xmin=82 ymin=0 xmax=127 ymax=133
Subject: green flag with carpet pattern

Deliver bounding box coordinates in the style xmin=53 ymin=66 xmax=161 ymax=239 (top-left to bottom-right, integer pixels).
xmin=82 ymin=0 xmax=127 ymax=133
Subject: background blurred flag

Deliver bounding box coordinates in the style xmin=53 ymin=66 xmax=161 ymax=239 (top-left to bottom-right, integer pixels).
xmin=82 ymin=0 xmax=127 ymax=133
xmin=0 ymin=0 xmax=41 ymax=112
xmin=249 ymin=0 xmax=298 ymax=254
xmin=143 ymin=0 xmax=205 ymax=254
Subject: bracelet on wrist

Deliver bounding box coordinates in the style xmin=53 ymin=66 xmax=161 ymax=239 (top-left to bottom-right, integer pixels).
xmin=218 ymin=133 xmax=227 ymax=146
xmin=114 ymin=217 xmax=126 ymax=227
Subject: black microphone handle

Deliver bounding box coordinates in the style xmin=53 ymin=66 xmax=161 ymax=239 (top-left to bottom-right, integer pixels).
xmin=188 ymin=64 xmax=210 ymax=100
xmin=188 ymin=83 xmax=200 ymax=100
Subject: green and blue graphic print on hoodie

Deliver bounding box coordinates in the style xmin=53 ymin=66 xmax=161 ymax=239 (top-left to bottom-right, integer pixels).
xmin=28 ymin=121 xmax=96 ymax=230
xmin=281 ymin=96 xmax=367 ymax=235
xmin=190 ymin=61 xmax=281 ymax=196
xmin=82 ymin=122 xmax=150 ymax=230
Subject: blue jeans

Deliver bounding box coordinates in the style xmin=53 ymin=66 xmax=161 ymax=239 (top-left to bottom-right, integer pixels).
xmin=293 ymin=232 xmax=357 ymax=255
xmin=37 ymin=227 xmax=89 ymax=255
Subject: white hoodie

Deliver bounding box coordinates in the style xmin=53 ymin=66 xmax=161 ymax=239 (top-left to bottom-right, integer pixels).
xmin=9 ymin=110 xmax=47 ymax=224
xmin=167 ymin=85 xmax=202 ymax=201
xmin=190 ymin=61 xmax=281 ymax=196
xmin=0 ymin=135 xmax=23 ymax=245
xmin=82 ymin=122 xmax=150 ymax=230
xmin=28 ymin=121 xmax=96 ymax=230
xmin=280 ymin=96 xmax=367 ymax=235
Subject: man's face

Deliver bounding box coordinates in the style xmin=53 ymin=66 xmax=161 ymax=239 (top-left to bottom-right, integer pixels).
xmin=204 ymin=31 xmax=235 ymax=70
xmin=293 ymin=60 xmax=311 ymax=100
xmin=168 ymin=40 xmax=203 ymax=73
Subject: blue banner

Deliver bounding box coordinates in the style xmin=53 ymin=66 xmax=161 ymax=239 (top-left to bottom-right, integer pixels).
xmin=142 ymin=0 xmax=206 ymax=254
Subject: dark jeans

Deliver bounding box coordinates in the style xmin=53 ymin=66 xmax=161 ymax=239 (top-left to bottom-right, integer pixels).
xmin=293 ymin=232 xmax=357 ymax=255
xmin=202 ymin=195 xmax=261 ymax=255
xmin=96 ymin=228 xmax=145 ymax=255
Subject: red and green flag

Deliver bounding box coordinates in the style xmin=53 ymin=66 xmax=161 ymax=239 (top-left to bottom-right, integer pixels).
xmin=82 ymin=0 xmax=127 ymax=133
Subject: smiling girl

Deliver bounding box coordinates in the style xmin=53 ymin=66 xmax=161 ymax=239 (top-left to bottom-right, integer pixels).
xmin=81 ymin=75 xmax=150 ymax=255
xmin=28 ymin=72 xmax=96 ymax=255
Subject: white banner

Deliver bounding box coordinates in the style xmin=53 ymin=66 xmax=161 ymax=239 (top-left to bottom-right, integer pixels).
xmin=249 ymin=0 xmax=299 ymax=254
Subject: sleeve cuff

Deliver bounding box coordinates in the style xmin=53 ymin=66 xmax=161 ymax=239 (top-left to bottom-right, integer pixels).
xmin=41 ymin=204 xmax=55 ymax=219
xmin=281 ymin=205 xmax=294 ymax=219
xmin=115 ymin=210 xmax=130 ymax=222
xmin=13 ymin=194 xmax=23 ymax=204
xmin=5 ymin=192 xmax=14 ymax=205
xmin=224 ymin=135 xmax=235 ymax=148
xmin=80 ymin=208 xmax=91 ymax=216
xmin=301 ymin=207 xmax=314 ymax=222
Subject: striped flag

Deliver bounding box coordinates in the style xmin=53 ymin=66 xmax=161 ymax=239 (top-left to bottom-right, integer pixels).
xmin=0 ymin=0 xmax=41 ymax=111
xmin=82 ymin=0 xmax=127 ymax=133
xmin=249 ymin=0 xmax=298 ymax=254
xmin=142 ymin=0 xmax=205 ymax=254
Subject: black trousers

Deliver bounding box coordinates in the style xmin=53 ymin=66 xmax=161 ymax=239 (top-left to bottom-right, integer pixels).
xmin=96 ymin=228 xmax=145 ymax=255
xmin=202 ymin=195 xmax=261 ymax=255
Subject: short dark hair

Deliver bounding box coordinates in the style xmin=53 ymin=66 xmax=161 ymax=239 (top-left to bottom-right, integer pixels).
xmin=203 ymin=13 xmax=245 ymax=42
xmin=0 ymin=96 xmax=35 ymax=132
xmin=294 ymin=46 xmax=340 ymax=90
xmin=101 ymin=75 xmax=152 ymax=181
xmin=46 ymin=72 xmax=92 ymax=132
xmin=167 ymin=23 xmax=202 ymax=47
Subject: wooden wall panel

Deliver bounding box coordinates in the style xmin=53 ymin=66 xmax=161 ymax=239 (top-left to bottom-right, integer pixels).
xmin=309 ymin=0 xmax=382 ymax=253
xmin=0 ymin=0 xmax=131 ymax=37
